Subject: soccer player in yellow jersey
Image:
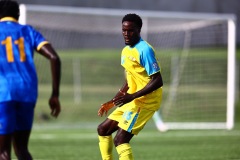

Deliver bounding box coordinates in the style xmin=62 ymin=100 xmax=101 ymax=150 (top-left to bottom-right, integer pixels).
xmin=97 ymin=13 xmax=163 ymax=160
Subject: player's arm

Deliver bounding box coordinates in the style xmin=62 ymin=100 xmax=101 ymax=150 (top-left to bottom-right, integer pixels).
xmin=38 ymin=43 xmax=61 ymax=118
xmin=113 ymin=80 xmax=129 ymax=100
xmin=98 ymin=80 xmax=129 ymax=117
xmin=113 ymin=71 xmax=163 ymax=107
xmin=134 ymin=71 xmax=163 ymax=98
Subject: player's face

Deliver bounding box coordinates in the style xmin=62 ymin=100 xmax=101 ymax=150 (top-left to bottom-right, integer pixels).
xmin=122 ymin=21 xmax=140 ymax=46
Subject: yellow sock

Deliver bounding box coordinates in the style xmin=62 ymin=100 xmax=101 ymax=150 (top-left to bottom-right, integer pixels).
xmin=116 ymin=143 xmax=134 ymax=160
xmin=98 ymin=135 xmax=113 ymax=160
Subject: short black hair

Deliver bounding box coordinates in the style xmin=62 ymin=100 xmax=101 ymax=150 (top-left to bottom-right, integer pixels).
xmin=0 ymin=0 xmax=19 ymax=20
xmin=122 ymin=13 xmax=142 ymax=30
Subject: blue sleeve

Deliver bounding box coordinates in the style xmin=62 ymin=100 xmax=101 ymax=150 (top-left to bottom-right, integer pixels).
xmin=139 ymin=46 xmax=160 ymax=76
xmin=25 ymin=25 xmax=47 ymax=50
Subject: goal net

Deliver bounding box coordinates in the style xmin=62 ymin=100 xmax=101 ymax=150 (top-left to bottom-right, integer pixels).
xmin=19 ymin=5 xmax=237 ymax=130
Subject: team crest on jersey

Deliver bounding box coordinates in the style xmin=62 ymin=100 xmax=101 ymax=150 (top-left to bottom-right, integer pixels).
xmin=152 ymin=62 xmax=159 ymax=69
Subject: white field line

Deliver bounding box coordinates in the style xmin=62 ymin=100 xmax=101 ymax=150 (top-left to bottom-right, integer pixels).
xmin=30 ymin=133 xmax=97 ymax=140
xmin=138 ymin=131 xmax=240 ymax=138
xmin=30 ymin=131 xmax=240 ymax=140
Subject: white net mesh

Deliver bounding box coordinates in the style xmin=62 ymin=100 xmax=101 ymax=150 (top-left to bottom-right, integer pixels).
xmin=21 ymin=5 xmax=235 ymax=129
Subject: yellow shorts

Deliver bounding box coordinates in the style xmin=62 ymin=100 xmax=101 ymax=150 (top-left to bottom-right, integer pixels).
xmin=108 ymin=102 xmax=155 ymax=135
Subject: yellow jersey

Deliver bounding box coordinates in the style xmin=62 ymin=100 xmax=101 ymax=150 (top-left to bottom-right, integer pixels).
xmin=121 ymin=38 xmax=162 ymax=111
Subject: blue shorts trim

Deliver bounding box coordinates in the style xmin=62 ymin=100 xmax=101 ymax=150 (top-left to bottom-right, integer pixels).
xmin=0 ymin=101 xmax=35 ymax=134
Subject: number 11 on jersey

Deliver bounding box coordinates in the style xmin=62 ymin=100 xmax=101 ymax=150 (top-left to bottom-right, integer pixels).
xmin=1 ymin=36 xmax=26 ymax=62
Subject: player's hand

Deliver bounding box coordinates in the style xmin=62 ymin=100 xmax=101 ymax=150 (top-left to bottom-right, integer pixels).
xmin=113 ymin=92 xmax=134 ymax=107
xmin=98 ymin=101 xmax=115 ymax=117
xmin=49 ymin=96 xmax=61 ymax=118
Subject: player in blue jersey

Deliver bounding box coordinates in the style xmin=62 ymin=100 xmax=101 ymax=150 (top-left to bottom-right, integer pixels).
xmin=0 ymin=1 xmax=61 ymax=159
xmin=97 ymin=13 xmax=163 ymax=160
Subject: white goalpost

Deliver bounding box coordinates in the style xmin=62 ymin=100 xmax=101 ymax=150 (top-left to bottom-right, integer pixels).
xmin=19 ymin=4 xmax=237 ymax=130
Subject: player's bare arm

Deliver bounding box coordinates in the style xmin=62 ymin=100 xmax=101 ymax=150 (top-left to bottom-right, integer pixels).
xmin=39 ymin=43 xmax=62 ymax=117
xmin=113 ymin=72 xmax=163 ymax=107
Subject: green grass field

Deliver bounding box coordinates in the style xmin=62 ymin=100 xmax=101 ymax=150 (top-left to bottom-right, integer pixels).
xmin=14 ymin=47 xmax=239 ymax=160
xmin=11 ymin=122 xmax=240 ymax=160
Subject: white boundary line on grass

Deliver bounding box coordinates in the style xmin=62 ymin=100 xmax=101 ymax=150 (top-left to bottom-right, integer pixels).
xmin=30 ymin=131 xmax=240 ymax=140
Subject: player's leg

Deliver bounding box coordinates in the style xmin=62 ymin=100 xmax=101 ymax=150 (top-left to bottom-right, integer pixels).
xmin=112 ymin=107 xmax=139 ymax=160
xmin=98 ymin=118 xmax=119 ymax=136
xmin=12 ymin=130 xmax=32 ymax=160
xmin=114 ymin=106 xmax=156 ymax=160
xmin=0 ymin=101 xmax=17 ymax=160
xmin=97 ymin=118 xmax=119 ymax=160
xmin=12 ymin=102 xmax=35 ymax=160
xmin=0 ymin=135 xmax=11 ymax=160
xmin=114 ymin=129 xmax=134 ymax=160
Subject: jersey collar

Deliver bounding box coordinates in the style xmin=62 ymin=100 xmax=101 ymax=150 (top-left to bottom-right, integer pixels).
xmin=0 ymin=17 xmax=18 ymax=22
xmin=129 ymin=37 xmax=142 ymax=48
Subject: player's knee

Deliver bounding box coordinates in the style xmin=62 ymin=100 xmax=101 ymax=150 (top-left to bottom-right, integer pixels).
xmin=97 ymin=124 xmax=114 ymax=136
xmin=114 ymin=133 xmax=132 ymax=146
xmin=97 ymin=124 xmax=105 ymax=136
xmin=113 ymin=136 xmax=122 ymax=146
